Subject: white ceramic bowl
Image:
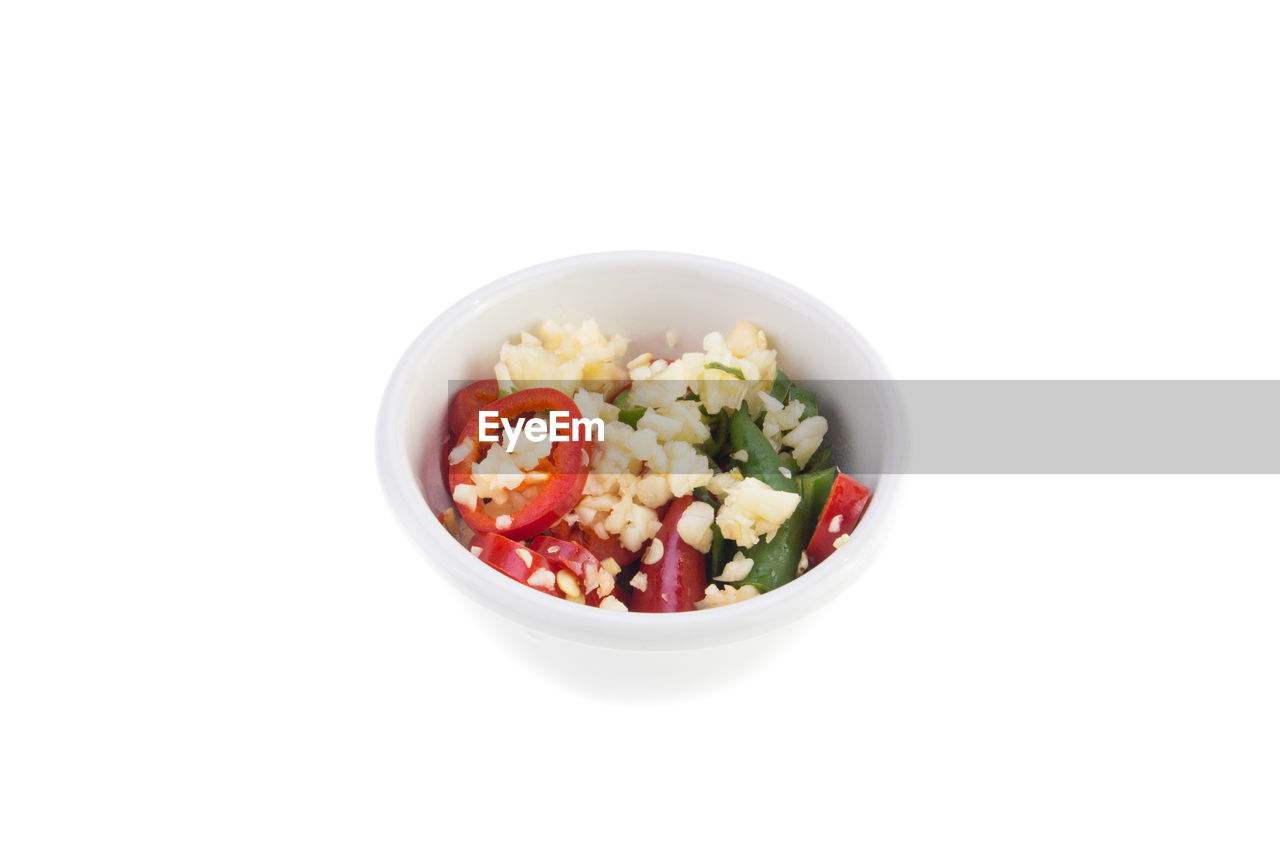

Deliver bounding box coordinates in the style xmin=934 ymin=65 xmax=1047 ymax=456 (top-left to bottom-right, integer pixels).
xmin=376 ymin=251 xmax=903 ymax=652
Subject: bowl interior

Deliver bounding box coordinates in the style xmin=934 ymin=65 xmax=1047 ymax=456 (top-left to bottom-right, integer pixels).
xmin=381 ymin=252 xmax=899 ymax=649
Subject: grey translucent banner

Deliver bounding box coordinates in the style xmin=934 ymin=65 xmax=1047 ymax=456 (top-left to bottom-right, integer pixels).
xmin=444 ymin=379 xmax=1280 ymax=474
xmin=893 ymin=380 xmax=1280 ymax=474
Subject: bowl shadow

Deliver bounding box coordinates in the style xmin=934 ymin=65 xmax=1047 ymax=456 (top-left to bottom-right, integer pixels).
xmin=470 ymin=599 xmax=821 ymax=704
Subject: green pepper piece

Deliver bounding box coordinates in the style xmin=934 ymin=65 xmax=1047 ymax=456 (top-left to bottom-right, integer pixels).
xmin=706 ymin=361 xmax=746 ymax=380
xmin=738 ymin=514 xmax=806 ymax=591
xmin=612 ymin=388 xmax=633 ymax=409
xmin=728 ymin=405 xmax=797 ymax=493
xmin=702 ymin=408 xmax=729 ymax=458
xmin=790 ymin=385 xmax=819 ymax=420
xmin=804 ymin=445 xmax=832 ymax=473
xmin=795 ymin=466 xmax=837 ymax=544
xmin=769 ymin=369 xmax=793 ymax=403
xmin=618 ymin=407 xmax=646 ymax=428
xmin=770 ymin=368 xmax=819 ymax=420
xmin=725 ymin=405 xmax=806 ymax=591
xmin=736 ymin=470 xmax=835 ymax=591
xmin=707 ymin=523 xmax=727 ymax=584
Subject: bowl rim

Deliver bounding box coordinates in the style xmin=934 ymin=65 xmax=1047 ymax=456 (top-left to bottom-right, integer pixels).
xmin=375 ymin=250 xmax=905 ymax=650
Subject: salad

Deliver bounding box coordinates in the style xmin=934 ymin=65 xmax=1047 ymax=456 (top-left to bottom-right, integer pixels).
xmin=435 ymin=320 xmax=872 ymax=612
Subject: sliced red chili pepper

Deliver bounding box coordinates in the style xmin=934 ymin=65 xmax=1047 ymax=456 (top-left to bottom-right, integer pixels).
xmin=447 ymin=379 xmax=500 ymax=438
xmin=446 ymin=387 xmax=590 ymax=541
xmin=628 ymin=495 xmax=707 ymax=613
xmin=529 ymin=534 xmax=632 ymax=608
xmin=469 ymin=531 xmax=564 ymax=598
xmin=529 ymin=535 xmax=597 ymax=579
xmin=547 ymin=519 xmax=642 ymax=567
xmin=804 ymin=473 xmax=872 ymax=566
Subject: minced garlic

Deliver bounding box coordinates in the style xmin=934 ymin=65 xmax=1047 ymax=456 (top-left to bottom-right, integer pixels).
xmin=782 ymin=415 xmax=828 ymax=469
xmin=714 ymin=551 xmax=754 ymax=583
xmin=675 ymin=500 xmax=716 ymax=553
xmin=496 ymin=319 xmax=628 ymax=396
xmin=695 ymin=583 xmax=761 ymax=609
xmin=714 ymin=477 xmax=801 ymax=549
xmin=527 ymin=567 xmax=556 ymax=590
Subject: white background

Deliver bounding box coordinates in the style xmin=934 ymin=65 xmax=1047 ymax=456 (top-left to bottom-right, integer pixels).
xmin=3 ymin=1 xmax=1278 ymax=850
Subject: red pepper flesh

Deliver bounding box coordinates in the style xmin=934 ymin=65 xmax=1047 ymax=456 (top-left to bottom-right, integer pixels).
xmin=447 ymin=379 xmax=500 ymax=438
xmin=528 ymin=535 xmax=597 ymax=580
xmin=469 ymin=531 xmax=564 ymax=598
xmin=804 ymin=473 xmax=872 ymax=566
xmin=628 ymin=495 xmax=707 ymax=613
xmin=446 ymin=387 xmax=590 ymax=541
xmin=546 ymin=519 xmax=642 ymax=567
xmin=528 ymin=534 xmax=617 ymax=607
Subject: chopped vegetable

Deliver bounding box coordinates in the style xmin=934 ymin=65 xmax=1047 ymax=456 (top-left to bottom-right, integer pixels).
xmin=628 ymin=496 xmax=708 ymax=613
xmin=804 ymin=445 xmax=833 ymax=473
xmin=528 ymin=535 xmax=598 ymax=581
xmin=805 ymin=473 xmax=872 ymax=564
xmin=547 ymin=519 xmax=642 ymax=567
xmin=446 ymin=387 xmax=590 ymax=540
xmin=469 ymin=532 xmax=563 ymax=598
xmin=707 ymin=522 xmax=728 ymax=583
xmin=435 ymin=319 xmax=868 ymax=612
xmin=728 ymin=404 xmax=796 ymax=493
xmin=447 ymin=379 xmax=500 ymax=437
xmin=796 ymin=466 xmax=837 ymax=542
xmin=617 ymin=406 xmax=646 ymax=428
xmin=770 ymin=369 xmax=818 ymax=421
xmin=790 ymin=385 xmax=819 ymax=421
xmin=701 ymin=407 xmax=730 ymax=457
xmin=724 ymin=405 xmax=805 ymax=591
xmin=706 ymin=361 xmax=746 ymax=380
